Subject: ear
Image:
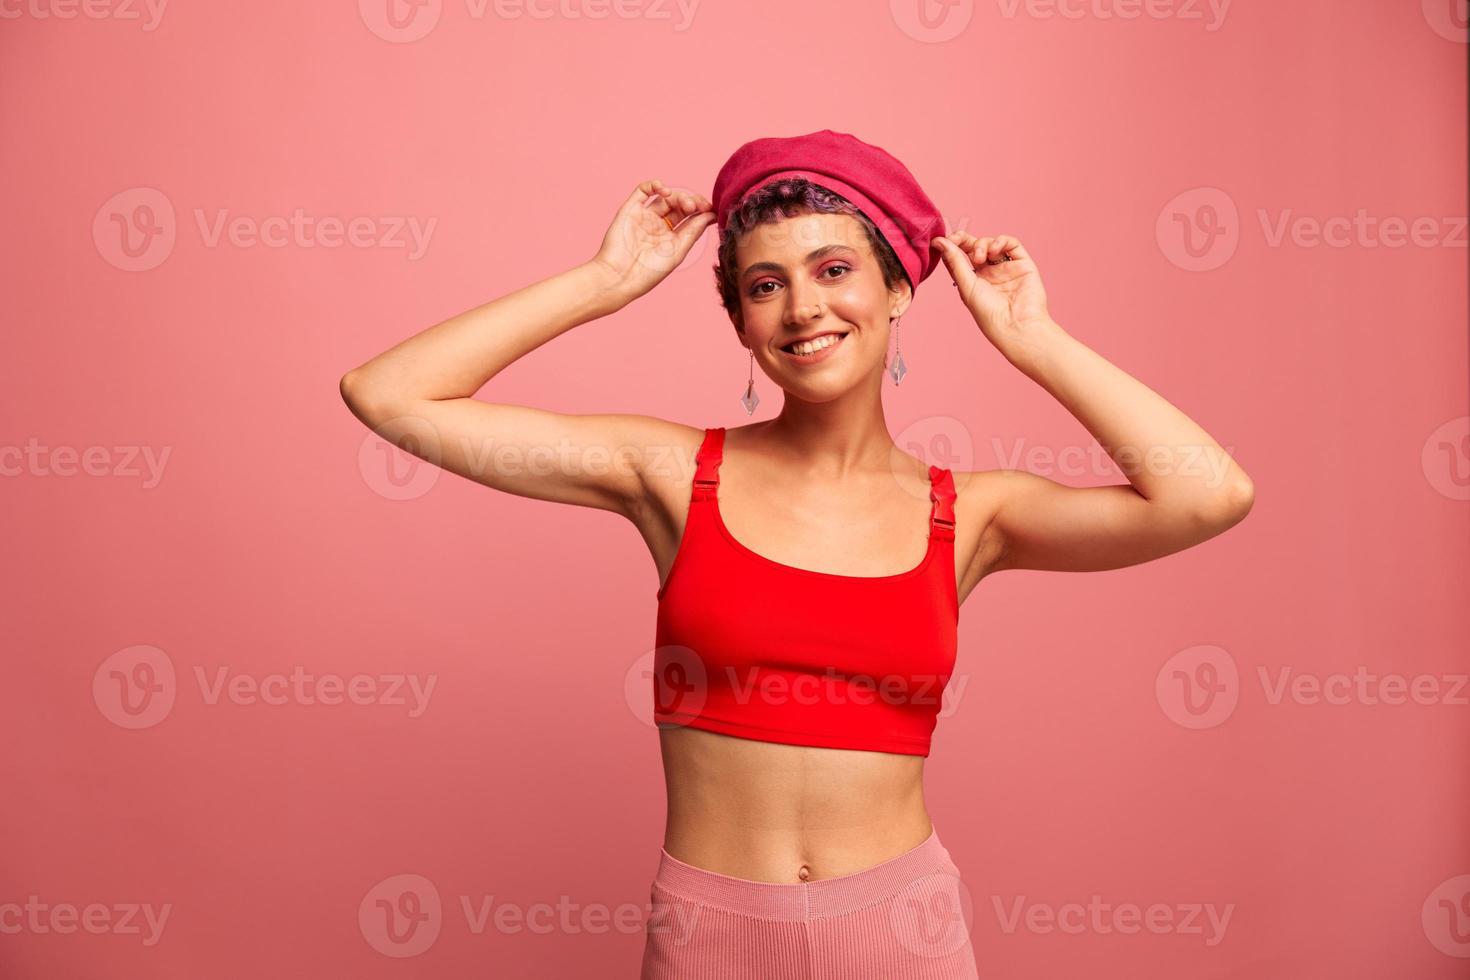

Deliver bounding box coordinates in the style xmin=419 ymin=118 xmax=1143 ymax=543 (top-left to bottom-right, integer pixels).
xmin=889 ymin=278 xmax=914 ymax=320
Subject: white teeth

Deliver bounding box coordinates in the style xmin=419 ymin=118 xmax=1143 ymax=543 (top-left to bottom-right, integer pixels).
xmin=787 ymin=334 xmax=843 ymax=356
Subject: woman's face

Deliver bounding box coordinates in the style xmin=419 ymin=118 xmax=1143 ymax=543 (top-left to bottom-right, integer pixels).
xmin=733 ymin=211 xmax=911 ymax=402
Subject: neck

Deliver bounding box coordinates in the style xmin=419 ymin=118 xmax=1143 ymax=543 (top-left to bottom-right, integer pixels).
xmin=759 ymin=390 xmax=895 ymax=478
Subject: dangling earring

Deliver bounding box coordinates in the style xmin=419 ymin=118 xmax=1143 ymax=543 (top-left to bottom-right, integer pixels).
xmin=888 ymin=316 xmax=908 ymax=385
xmin=740 ymin=348 xmax=760 ymax=415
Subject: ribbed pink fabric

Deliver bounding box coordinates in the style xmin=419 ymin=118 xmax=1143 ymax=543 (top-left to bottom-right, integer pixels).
xmin=640 ymin=828 xmax=979 ymax=979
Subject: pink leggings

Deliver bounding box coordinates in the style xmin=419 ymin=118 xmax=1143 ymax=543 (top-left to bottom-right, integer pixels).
xmin=640 ymin=827 xmax=979 ymax=979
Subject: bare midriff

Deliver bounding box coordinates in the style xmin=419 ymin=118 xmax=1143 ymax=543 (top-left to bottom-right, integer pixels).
xmin=657 ymin=723 xmax=934 ymax=884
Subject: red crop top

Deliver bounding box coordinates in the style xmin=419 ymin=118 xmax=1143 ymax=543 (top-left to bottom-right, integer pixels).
xmin=652 ymin=426 xmax=959 ymax=757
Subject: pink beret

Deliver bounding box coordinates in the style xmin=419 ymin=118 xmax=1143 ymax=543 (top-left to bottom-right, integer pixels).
xmin=711 ymin=129 xmax=946 ymax=293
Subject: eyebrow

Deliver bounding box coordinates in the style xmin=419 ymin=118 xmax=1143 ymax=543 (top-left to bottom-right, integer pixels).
xmin=741 ymin=244 xmax=858 ymax=280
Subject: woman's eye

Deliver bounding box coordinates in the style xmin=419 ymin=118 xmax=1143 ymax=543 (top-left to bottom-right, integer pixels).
xmin=748 ymin=265 xmax=847 ymax=297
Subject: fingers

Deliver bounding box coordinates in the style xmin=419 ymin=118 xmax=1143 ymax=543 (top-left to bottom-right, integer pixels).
xmin=930 ymin=234 xmax=977 ymax=288
xmin=633 ymin=180 xmax=672 ymax=219
xmin=636 ymin=179 xmax=713 ymax=228
xmin=984 ymin=234 xmax=1028 ymax=264
xmin=939 ymin=231 xmax=1028 ymax=265
xmin=672 ymin=209 xmax=718 ymax=245
xmin=938 ymin=230 xmax=988 ymax=267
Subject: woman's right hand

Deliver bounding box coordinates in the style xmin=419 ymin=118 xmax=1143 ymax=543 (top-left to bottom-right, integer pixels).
xmin=591 ymin=179 xmax=716 ymax=300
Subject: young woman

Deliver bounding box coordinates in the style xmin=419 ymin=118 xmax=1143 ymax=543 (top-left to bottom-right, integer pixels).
xmin=339 ymin=131 xmax=1254 ymax=979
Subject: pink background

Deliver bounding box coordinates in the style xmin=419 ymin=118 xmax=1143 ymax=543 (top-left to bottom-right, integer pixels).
xmin=3 ymin=1 xmax=1467 ymax=977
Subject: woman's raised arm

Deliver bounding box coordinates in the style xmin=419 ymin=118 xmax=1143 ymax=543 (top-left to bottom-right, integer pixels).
xmin=338 ymin=180 xmax=715 ymax=519
xmin=932 ymin=231 xmax=1256 ymax=577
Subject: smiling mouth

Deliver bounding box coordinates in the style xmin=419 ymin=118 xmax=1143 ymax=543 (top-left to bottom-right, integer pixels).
xmin=780 ymin=332 xmax=850 ymax=356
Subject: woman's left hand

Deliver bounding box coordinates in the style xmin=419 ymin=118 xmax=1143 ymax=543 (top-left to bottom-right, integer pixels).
xmin=931 ymin=232 xmax=1053 ymax=347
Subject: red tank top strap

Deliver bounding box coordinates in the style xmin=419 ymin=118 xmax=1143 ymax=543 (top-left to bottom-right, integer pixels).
xmin=691 ymin=427 xmax=725 ymax=502
xmin=928 ymin=465 xmax=956 ymax=542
